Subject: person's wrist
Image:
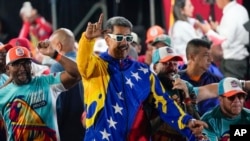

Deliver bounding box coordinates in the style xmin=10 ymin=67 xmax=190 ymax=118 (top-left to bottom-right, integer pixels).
xmin=184 ymin=97 xmax=191 ymax=104
xmin=187 ymin=118 xmax=196 ymax=127
xmin=51 ymin=51 xmax=62 ymax=61
xmin=84 ymin=32 xmax=93 ymax=40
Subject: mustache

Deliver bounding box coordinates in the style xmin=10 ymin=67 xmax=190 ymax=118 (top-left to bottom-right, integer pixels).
xmin=117 ymin=45 xmax=129 ymax=51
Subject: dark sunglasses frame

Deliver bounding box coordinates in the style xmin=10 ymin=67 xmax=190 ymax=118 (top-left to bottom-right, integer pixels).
xmin=223 ymin=93 xmax=247 ymax=101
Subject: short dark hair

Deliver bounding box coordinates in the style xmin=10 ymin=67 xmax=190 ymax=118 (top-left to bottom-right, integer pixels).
xmin=186 ymin=38 xmax=211 ymax=60
xmin=104 ymin=16 xmax=133 ymax=33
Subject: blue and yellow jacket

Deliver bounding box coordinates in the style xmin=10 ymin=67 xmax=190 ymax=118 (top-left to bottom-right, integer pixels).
xmin=76 ymin=33 xmax=194 ymax=141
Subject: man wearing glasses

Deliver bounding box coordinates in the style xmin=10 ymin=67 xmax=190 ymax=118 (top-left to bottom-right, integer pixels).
xmin=201 ymin=77 xmax=250 ymax=140
xmin=77 ymin=14 xmax=208 ymax=141
xmin=0 ymin=44 xmax=81 ymax=140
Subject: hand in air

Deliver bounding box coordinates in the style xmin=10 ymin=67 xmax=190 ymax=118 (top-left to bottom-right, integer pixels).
xmin=85 ymin=13 xmax=104 ymax=40
xmin=37 ymin=40 xmax=56 ymax=58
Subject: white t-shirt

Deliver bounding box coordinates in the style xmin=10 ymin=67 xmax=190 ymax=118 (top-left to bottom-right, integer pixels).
xmin=170 ymin=18 xmax=203 ymax=63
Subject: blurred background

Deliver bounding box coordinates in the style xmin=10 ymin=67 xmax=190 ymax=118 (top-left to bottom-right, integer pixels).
xmin=0 ymin=0 xmax=249 ymax=53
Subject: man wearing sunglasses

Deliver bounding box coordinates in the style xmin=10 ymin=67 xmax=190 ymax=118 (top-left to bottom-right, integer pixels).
xmin=77 ymin=13 xmax=208 ymax=141
xmin=201 ymin=77 xmax=250 ymax=141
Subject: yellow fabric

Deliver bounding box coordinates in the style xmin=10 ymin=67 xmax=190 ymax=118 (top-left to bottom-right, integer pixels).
xmin=76 ymin=33 xmax=110 ymax=128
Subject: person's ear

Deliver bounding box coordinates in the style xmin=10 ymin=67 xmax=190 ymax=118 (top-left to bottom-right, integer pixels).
xmin=189 ymin=53 xmax=196 ymax=61
xmin=153 ymin=64 xmax=159 ymax=74
xmin=57 ymin=42 xmax=63 ymax=52
xmin=218 ymin=96 xmax=223 ymax=103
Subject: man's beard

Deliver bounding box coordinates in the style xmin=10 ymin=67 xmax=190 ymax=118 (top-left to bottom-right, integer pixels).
xmin=14 ymin=72 xmax=32 ymax=85
xmin=157 ymin=73 xmax=173 ymax=90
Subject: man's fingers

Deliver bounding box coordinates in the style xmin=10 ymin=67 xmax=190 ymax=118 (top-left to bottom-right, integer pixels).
xmin=98 ymin=13 xmax=103 ymax=27
xmin=37 ymin=40 xmax=49 ymax=49
xmin=202 ymin=121 xmax=208 ymax=128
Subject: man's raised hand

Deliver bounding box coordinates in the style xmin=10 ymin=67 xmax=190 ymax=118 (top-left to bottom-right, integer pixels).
xmin=85 ymin=13 xmax=104 ymax=40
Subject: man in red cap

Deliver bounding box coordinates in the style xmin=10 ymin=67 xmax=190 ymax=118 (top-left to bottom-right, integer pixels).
xmin=0 ymin=44 xmax=81 ymax=140
xmin=8 ymin=37 xmax=50 ymax=76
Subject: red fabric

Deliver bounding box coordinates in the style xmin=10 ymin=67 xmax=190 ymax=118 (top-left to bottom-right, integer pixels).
xmin=162 ymin=0 xmax=244 ymax=31
xmin=244 ymin=98 xmax=250 ymax=109
xmin=191 ymin=0 xmax=222 ymax=23
xmin=162 ymin=0 xmax=172 ymax=31
xmin=137 ymin=55 xmax=146 ymax=63
xmin=35 ymin=17 xmax=53 ymax=40
xmin=42 ymin=69 xmax=50 ymax=75
xmin=127 ymin=105 xmax=151 ymax=141
xmin=0 ymin=44 xmax=13 ymax=52
xmin=18 ymin=22 xmax=30 ymax=39
xmin=19 ymin=17 xmax=52 ymax=41
xmin=9 ymin=37 xmax=32 ymax=51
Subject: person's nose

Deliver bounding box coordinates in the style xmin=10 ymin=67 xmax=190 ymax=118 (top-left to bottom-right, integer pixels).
xmin=19 ymin=64 xmax=26 ymax=70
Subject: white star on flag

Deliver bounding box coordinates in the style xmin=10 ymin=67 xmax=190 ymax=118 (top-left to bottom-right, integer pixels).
xmin=138 ymin=66 xmax=149 ymax=74
xmin=100 ymin=128 xmax=111 ymax=141
xmin=125 ymin=77 xmax=134 ymax=88
xmin=107 ymin=116 xmax=117 ymax=129
xmin=112 ymin=103 xmax=123 ymax=115
xmin=117 ymin=91 xmax=124 ymax=100
xmin=131 ymin=71 xmax=141 ymax=81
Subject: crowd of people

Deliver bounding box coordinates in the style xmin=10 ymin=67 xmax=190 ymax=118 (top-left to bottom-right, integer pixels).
xmin=0 ymin=0 xmax=250 ymax=141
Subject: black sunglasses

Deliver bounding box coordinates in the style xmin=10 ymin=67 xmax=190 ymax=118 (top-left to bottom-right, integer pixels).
xmin=224 ymin=93 xmax=246 ymax=101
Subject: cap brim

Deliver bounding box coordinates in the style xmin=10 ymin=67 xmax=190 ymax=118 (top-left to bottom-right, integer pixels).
xmin=151 ymin=41 xmax=158 ymax=46
xmin=0 ymin=44 xmax=13 ymax=52
xmin=151 ymin=41 xmax=170 ymax=46
xmin=159 ymin=56 xmax=183 ymax=63
xmin=223 ymin=90 xmax=247 ymax=97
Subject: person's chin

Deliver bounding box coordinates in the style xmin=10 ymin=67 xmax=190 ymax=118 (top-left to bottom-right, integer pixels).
xmin=18 ymin=74 xmax=31 ymax=82
xmin=116 ymin=52 xmax=128 ymax=59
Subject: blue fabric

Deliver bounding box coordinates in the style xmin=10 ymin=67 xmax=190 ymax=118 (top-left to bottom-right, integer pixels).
xmin=180 ymin=71 xmax=221 ymax=87
xmin=208 ymin=63 xmax=224 ymax=79
xmin=82 ymin=51 xmax=195 ymax=141
xmin=179 ymin=63 xmax=224 ymax=79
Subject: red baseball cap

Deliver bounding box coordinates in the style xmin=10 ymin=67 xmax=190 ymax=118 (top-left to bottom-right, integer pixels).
xmin=6 ymin=46 xmax=31 ymax=65
xmin=0 ymin=44 xmax=13 ymax=52
xmin=9 ymin=37 xmax=32 ymax=51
